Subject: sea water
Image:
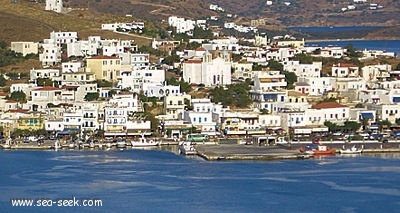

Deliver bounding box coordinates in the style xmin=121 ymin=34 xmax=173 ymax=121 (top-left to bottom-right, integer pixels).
xmin=306 ymin=40 xmax=400 ymax=55
xmin=0 ymin=149 xmax=399 ymax=213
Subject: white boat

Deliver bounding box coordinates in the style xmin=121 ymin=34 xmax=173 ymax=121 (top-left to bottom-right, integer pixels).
xmin=116 ymin=140 xmax=126 ymax=148
xmin=54 ymin=140 xmax=60 ymax=150
xmin=339 ymin=146 xmax=362 ymax=154
xmin=68 ymin=142 xmax=75 ymax=149
xmin=130 ymin=135 xmax=159 ymax=147
xmin=179 ymin=142 xmax=197 ymax=155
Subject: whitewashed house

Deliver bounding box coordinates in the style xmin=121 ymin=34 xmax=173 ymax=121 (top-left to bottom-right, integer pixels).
xmin=283 ymin=61 xmax=322 ymax=78
xmin=30 ymin=68 xmax=60 ymax=81
xmin=49 ymin=31 xmax=78 ymax=46
xmin=331 ymin=63 xmax=359 ymax=77
xmin=108 ymin=93 xmax=141 ymax=114
xmin=298 ymin=77 xmax=336 ymax=96
xmin=306 ymin=102 xmax=350 ymax=125
xmin=366 ymin=103 xmax=400 ymax=124
xmin=39 ymin=43 xmax=61 ymax=66
xmin=168 ymin=16 xmax=196 ymax=34
xmin=183 ymin=99 xmax=217 ymax=135
xmin=253 ymin=71 xmax=287 ymax=91
xmin=45 ymin=0 xmax=63 ymax=13
xmin=361 ymin=64 xmax=391 ymax=82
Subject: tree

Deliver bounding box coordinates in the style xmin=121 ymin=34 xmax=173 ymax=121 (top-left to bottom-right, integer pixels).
xmin=84 ymin=92 xmax=99 ymax=101
xmin=0 ymin=74 xmax=6 ymax=86
xmin=293 ymin=53 xmax=314 ymax=64
xmin=193 ymin=26 xmax=213 ymax=39
xmin=267 ymin=59 xmax=283 ymax=71
xmin=163 ymin=54 xmax=180 ymax=66
xmin=395 ymin=63 xmax=400 ymax=70
xmin=283 ymin=71 xmax=297 ymax=89
xmin=96 ymin=80 xmax=113 ymax=88
xmin=7 ymin=91 xmax=26 ymax=103
xmin=343 ymin=121 xmax=362 ymax=132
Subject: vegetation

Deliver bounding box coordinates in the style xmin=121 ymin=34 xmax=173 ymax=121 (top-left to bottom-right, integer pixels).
xmin=6 ymin=91 xmax=26 ymax=103
xmin=210 ymin=81 xmax=252 ymax=108
xmin=36 ymin=78 xmax=58 ymax=87
xmin=324 ymin=121 xmax=362 ymax=133
xmin=293 ymin=53 xmax=314 ymax=64
xmin=84 ymin=92 xmax=100 ymax=101
xmin=283 ymin=71 xmax=297 ymax=89
xmin=345 ymin=44 xmax=363 ymax=58
xmin=192 ymin=26 xmax=213 ymax=39
xmin=166 ymin=78 xmax=192 ymax=93
xmin=96 ymin=80 xmax=113 ymax=88
xmin=267 ymin=59 xmax=283 ymax=71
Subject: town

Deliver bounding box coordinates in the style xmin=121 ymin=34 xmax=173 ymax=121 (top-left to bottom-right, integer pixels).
xmin=0 ymin=1 xmax=400 ymax=159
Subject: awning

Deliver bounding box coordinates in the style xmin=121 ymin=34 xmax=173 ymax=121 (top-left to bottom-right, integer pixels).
xmin=361 ymin=112 xmax=374 ymax=119
xmin=393 ymin=97 xmax=400 ymax=103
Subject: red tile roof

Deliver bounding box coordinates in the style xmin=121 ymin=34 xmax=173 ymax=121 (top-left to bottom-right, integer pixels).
xmin=88 ymin=55 xmax=119 ymax=60
xmin=5 ymin=99 xmax=18 ymax=103
xmin=33 ymin=86 xmax=61 ymax=91
xmin=312 ymin=102 xmax=347 ymax=109
xmin=334 ymin=63 xmax=358 ymax=68
xmin=196 ymin=47 xmax=206 ymax=51
xmin=184 ymin=59 xmax=202 ymax=64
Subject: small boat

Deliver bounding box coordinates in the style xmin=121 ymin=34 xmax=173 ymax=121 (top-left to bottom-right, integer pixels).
xmin=131 ymin=135 xmax=159 ymax=147
xmin=68 ymin=142 xmax=75 ymax=149
xmin=116 ymin=140 xmax=126 ymax=148
xmin=300 ymin=144 xmax=336 ymax=155
xmin=54 ymin=140 xmax=60 ymax=150
xmin=339 ymin=146 xmax=362 ymax=154
xmin=179 ymin=141 xmax=197 ymax=155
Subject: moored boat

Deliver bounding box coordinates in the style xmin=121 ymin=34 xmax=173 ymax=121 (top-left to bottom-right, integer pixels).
xmin=339 ymin=146 xmax=362 ymax=154
xmin=179 ymin=141 xmax=197 ymax=155
xmin=130 ymin=135 xmax=159 ymax=147
xmin=300 ymin=144 xmax=336 ymax=155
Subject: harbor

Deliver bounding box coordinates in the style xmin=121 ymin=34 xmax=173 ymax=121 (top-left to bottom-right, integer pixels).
xmin=2 ymin=138 xmax=400 ymax=161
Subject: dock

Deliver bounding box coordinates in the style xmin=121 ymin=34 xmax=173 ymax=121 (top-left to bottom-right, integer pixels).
xmin=194 ymin=144 xmax=307 ymax=161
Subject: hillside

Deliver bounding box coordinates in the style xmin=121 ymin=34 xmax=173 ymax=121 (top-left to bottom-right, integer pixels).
xmin=63 ymin=0 xmax=400 ymax=26
xmin=0 ymin=1 xmax=152 ymax=45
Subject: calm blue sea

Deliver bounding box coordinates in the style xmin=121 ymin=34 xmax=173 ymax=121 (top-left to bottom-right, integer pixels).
xmin=306 ymin=40 xmax=400 ymax=55
xmin=1 ymin=149 xmax=400 ymax=213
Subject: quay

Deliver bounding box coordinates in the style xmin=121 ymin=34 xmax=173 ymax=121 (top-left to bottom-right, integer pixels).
xmin=2 ymin=139 xmax=400 ymax=161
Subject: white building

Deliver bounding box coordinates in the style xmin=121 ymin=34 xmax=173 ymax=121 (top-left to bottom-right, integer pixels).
xmin=283 ymin=61 xmax=322 ymax=78
xmin=39 ymin=43 xmax=61 ymax=66
xmin=30 ymin=68 xmax=60 ymax=81
xmin=298 ymin=77 xmax=336 ymax=96
xmin=331 ymin=63 xmax=359 ymax=77
xmin=168 ymin=16 xmax=196 ymax=34
xmin=253 ymin=71 xmax=287 ymax=91
xmin=45 ymin=0 xmax=63 ymax=13
xmin=183 ymin=49 xmax=232 ymax=86
xmin=49 ymin=31 xmax=78 ymax=46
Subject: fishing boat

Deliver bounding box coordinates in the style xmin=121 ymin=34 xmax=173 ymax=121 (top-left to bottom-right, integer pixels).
xmin=179 ymin=141 xmax=197 ymax=155
xmin=339 ymin=146 xmax=362 ymax=154
xmin=300 ymin=144 xmax=336 ymax=155
xmin=130 ymin=135 xmax=159 ymax=147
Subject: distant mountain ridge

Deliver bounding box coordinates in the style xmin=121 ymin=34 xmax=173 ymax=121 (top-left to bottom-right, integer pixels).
xmin=64 ymin=0 xmax=400 ymax=27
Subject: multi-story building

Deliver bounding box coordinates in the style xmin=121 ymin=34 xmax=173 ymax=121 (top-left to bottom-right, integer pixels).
xmin=86 ymin=55 xmax=122 ymax=82
xmin=283 ymin=61 xmax=322 ymax=78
